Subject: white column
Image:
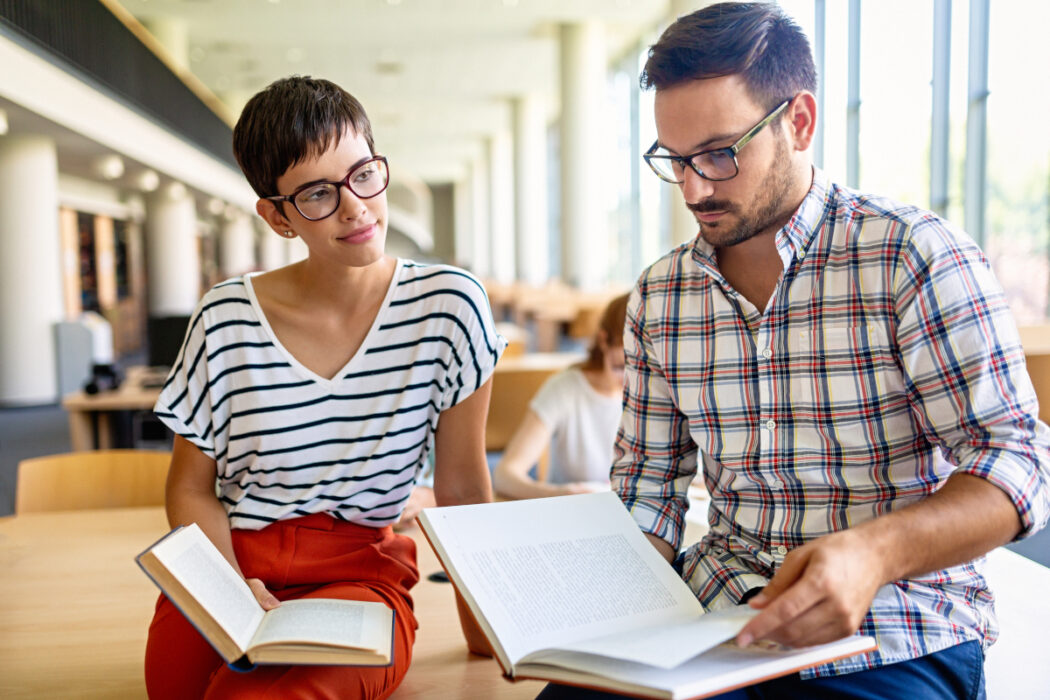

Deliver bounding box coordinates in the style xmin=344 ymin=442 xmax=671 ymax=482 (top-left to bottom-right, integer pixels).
xmin=667 ymin=0 xmax=705 ymax=248
xmin=0 ymin=135 xmax=62 ymax=403
xmin=453 ymin=174 xmax=474 ymax=270
xmin=286 ymin=236 xmax=309 ymax=263
xmin=470 ymin=154 xmax=491 ymax=279
xmin=488 ymin=131 xmax=515 ymax=284
xmin=219 ymin=210 xmax=256 ymax=278
xmin=513 ymin=95 xmax=550 ymax=285
xmin=669 ymin=189 xmax=699 ymax=246
xmin=146 ymin=182 xmax=200 ymax=316
xmin=559 ymin=22 xmax=607 ymax=290
xmin=259 ymin=226 xmax=286 ymax=271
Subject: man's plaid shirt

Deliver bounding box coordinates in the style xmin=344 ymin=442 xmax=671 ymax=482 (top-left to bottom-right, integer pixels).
xmin=612 ymin=168 xmax=1050 ymax=677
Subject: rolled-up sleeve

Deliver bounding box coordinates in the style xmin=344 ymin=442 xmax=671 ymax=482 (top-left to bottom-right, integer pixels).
xmin=612 ymin=282 xmax=698 ymax=551
xmin=894 ymin=218 xmax=1050 ymax=539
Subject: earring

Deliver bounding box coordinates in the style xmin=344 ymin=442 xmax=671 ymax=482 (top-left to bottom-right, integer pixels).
xmin=281 ymin=230 xmax=296 ymax=239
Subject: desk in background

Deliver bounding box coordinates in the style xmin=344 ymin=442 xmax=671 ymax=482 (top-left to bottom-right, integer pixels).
xmin=61 ymin=366 xmax=165 ymax=451
xmin=0 ymin=507 xmax=540 ymax=699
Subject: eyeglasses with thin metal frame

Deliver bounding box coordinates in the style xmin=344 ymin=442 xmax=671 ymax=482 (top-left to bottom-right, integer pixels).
xmin=643 ymin=99 xmax=791 ymax=184
xmin=265 ymin=155 xmax=390 ymax=221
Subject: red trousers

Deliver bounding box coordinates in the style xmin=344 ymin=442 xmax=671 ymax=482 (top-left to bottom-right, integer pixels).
xmin=144 ymin=513 xmax=419 ymax=700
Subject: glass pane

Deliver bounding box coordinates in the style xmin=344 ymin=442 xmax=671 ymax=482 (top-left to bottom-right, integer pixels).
xmin=817 ymin=0 xmax=851 ymax=184
xmin=985 ymin=1 xmax=1050 ymax=323
xmin=858 ymin=0 xmax=934 ymax=204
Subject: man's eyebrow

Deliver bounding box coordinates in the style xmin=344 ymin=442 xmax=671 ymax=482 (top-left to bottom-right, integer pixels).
xmin=659 ymin=132 xmax=737 ymax=156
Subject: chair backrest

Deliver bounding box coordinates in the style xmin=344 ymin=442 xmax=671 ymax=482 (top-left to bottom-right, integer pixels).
xmin=1019 ymin=325 xmax=1050 ymax=424
xmin=486 ymin=352 xmax=582 ymax=452
xmin=15 ymin=449 xmax=171 ymax=514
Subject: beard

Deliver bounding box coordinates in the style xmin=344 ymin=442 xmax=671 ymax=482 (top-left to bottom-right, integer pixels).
xmin=687 ymin=136 xmax=794 ymax=248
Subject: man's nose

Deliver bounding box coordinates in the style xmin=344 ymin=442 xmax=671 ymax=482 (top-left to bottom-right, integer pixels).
xmin=679 ymin=166 xmax=715 ymax=204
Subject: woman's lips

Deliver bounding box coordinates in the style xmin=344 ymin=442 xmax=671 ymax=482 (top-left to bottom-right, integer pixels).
xmin=339 ymin=223 xmax=377 ymax=244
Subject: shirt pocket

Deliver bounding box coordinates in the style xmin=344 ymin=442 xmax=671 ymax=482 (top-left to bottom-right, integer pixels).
xmin=787 ymin=325 xmax=904 ymax=412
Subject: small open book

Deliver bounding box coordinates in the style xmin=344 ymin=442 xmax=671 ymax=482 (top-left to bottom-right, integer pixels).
xmin=136 ymin=523 xmax=395 ymax=668
xmin=419 ymin=492 xmax=876 ymax=700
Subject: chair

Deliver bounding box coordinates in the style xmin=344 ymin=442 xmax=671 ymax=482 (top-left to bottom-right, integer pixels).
xmin=487 ymin=353 xmax=583 ymax=484
xmin=1018 ymin=325 xmax=1050 ymax=423
xmin=15 ymin=449 xmax=171 ymax=514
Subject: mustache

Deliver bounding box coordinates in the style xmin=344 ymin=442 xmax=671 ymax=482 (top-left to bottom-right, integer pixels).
xmin=687 ymin=200 xmax=736 ymax=214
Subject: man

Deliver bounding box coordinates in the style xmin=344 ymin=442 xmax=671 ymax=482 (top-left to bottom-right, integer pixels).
xmin=601 ymin=2 xmax=1049 ymax=698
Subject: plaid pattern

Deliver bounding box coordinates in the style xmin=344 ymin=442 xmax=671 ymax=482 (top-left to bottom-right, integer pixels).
xmin=612 ymin=169 xmax=1050 ymax=677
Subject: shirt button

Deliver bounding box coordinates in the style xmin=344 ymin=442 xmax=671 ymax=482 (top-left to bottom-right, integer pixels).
xmin=777 ymin=545 xmax=788 ymax=555
xmin=765 ymin=419 xmax=777 ymax=430
xmin=798 ymin=251 xmax=806 ymax=260
xmin=771 ymin=479 xmax=784 ymax=489
xmin=762 ymin=347 xmax=773 ymax=359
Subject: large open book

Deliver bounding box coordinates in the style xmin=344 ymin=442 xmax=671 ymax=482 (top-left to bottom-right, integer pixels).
xmin=418 ymin=492 xmax=876 ymax=699
xmin=136 ymin=523 xmax=395 ymax=668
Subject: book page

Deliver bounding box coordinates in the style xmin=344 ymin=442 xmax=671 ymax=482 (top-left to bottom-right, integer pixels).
xmin=148 ymin=524 xmax=264 ymax=652
xmin=528 ymin=606 xmax=759 ymax=670
xmin=250 ymin=598 xmax=390 ymax=652
xmin=517 ymin=635 xmax=877 ymax=699
xmin=420 ymin=492 xmax=703 ymax=666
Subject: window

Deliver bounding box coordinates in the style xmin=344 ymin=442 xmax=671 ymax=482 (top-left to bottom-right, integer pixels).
xmin=984 ymin=1 xmax=1050 ymax=323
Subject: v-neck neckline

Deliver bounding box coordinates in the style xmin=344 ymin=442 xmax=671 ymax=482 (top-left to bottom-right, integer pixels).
xmin=242 ymin=259 xmax=403 ymax=389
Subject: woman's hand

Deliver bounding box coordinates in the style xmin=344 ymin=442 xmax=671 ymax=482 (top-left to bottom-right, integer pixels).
xmin=246 ymin=578 xmax=281 ymax=610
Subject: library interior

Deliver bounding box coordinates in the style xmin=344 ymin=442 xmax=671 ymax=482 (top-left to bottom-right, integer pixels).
xmin=0 ymin=1 xmax=1048 ymax=699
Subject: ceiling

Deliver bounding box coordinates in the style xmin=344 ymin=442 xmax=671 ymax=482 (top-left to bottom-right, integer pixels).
xmin=114 ymin=0 xmax=673 ymax=184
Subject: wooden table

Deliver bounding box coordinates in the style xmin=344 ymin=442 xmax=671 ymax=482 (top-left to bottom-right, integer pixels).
xmin=61 ymin=366 xmax=165 ymax=451
xmin=0 ymin=507 xmax=541 ymax=699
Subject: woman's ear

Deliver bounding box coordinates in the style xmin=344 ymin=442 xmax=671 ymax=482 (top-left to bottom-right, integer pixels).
xmin=256 ymin=198 xmax=292 ymax=235
xmin=596 ymin=329 xmax=610 ymax=350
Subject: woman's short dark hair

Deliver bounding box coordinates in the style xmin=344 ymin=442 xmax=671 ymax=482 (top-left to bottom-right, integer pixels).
xmin=232 ymin=76 xmax=375 ymax=198
xmin=641 ymin=1 xmax=817 ymax=111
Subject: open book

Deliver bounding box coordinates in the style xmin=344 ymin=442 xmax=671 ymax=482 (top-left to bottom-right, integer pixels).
xmin=418 ymin=492 xmax=876 ymax=700
xmin=136 ymin=523 xmax=395 ymax=668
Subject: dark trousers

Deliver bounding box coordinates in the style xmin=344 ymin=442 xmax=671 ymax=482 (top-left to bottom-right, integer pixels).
xmin=535 ymin=639 xmax=986 ymax=700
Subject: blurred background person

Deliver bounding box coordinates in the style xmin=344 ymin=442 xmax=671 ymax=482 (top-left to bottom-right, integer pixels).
xmin=493 ymin=294 xmax=628 ymax=499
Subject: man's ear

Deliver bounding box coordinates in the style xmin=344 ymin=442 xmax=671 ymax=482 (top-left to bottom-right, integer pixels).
xmin=256 ymin=198 xmax=292 ymax=235
xmin=786 ymin=91 xmax=817 ymax=153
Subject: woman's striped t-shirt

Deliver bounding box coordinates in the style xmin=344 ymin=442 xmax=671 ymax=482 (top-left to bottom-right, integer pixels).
xmin=154 ymin=259 xmax=505 ymax=530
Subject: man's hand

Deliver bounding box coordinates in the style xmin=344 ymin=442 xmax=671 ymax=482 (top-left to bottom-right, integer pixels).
xmin=736 ymin=528 xmax=885 ymax=648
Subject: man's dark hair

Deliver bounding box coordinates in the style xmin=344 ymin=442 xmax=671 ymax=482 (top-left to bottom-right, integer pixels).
xmin=233 ymin=76 xmax=375 ymax=198
xmin=641 ymin=1 xmax=817 ymax=111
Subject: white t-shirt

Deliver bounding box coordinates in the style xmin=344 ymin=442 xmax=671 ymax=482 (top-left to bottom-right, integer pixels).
xmin=154 ymin=260 xmax=505 ymax=530
xmin=529 ymin=367 xmax=623 ymax=484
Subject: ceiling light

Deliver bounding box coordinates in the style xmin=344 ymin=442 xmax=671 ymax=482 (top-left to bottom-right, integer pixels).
xmin=166 ymin=181 xmax=187 ymax=200
xmin=135 ymin=169 xmax=160 ymax=192
xmin=93 ymin=154 xmax=125 ymax=180
xmin=0 ymin=108 xmax=8 ymax=135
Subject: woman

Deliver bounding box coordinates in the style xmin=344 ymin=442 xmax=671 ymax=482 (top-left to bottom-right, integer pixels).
xmin=492 ymin=294 xmax=629 ymax=500
xmin=144 ymin=76 xmax=503 ymax=699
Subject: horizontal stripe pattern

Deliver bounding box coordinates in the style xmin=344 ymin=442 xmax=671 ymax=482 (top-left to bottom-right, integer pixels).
xmin=613 ymin=169 xmax=1050 ymax=677
xmin=155 ymin=259 xmax=505 ymax=530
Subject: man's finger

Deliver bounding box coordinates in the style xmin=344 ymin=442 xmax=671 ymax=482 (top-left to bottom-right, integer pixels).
xmin=736 ymin=575 xmax=824 ymax=646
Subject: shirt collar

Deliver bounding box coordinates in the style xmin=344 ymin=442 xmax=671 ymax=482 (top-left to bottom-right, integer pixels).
xmin=689 ymin=167 xmax=831 ymax=273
